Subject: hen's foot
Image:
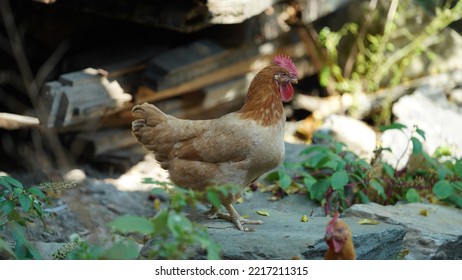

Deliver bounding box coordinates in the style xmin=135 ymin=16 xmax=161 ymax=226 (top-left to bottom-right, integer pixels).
xmin=204 ymin=204 xmax=263 ymax=231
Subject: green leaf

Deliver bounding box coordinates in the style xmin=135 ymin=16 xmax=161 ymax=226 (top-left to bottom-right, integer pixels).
xmin=448 ymin=194 xmax=462 ymax=208
xmin=302 ymin=174 xmax=317 ymax=188
xmin=379 ymin=123 xmax=407 ymax=132
xmin=27 ymin=187 xmax=46 ymax=199
xmin=331 ymin=170 xmax=349 ymax=191
xmin=453 ymin=181 xmax=462 ymax=191
xmin=18 ymin=193 xmax=32 ymax=212
xmin=299 ymin=144 xmax=331 ymax=156
xmin=415 ymin=127 xmax=426 ymax=140
xmin=2 ymin=176 xmax=23 ymax=189
xmin=142 ymin=178 xmax=157 ymax=184
xmin=411 ymin=137 xmax=422 ymax=155
xmin=167 ymin=212 xmax=192 ymax=237
xmin=437 ymin=166 xmax=450 ymax=180
xmin=107 ymin=215 xmax=154 ymax=235
xmin=358 ymin=191 xmax=370 ymax=203
xmin=278 ymin=172 xmax=292 ymax=189
xmin=454 ymin=161 xmax=462 ymax=178
xmin=383 ymin=163 xmax=395 ymax=178
xmin=206 ymin=190 xmax=221 ymax=209
xmin=265 ymin=171 xmax=280 ymax=182
xmin=1 ymin=200 xmax=14 ymax=216
xmin=103 ymin=239 xmax=140 ymax=260
xmin=152 ymin=210 xmax=169 ymax=235
xmin=0 ymin=177 xmax=12 ymax=193
xmin=370 ymin=179 xmax=386 ymax=199
xmin=308 ymin=179 xmax=330 ymax=201
xmin=405 ymin=188 xmax=420 ymax=203
xmin=433 ymin=180 xmax=455 ymax=200
xmin=303 ymin=153 xmax=328 ymax=169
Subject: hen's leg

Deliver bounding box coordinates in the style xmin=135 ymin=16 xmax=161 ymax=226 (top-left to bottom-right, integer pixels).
xmin=204 ymin=205 xmax=221 ymax=219
xmin=222 ymin=204 xmax=263 ymax=231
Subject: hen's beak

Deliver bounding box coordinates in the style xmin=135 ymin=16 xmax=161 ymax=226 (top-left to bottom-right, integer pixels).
xmin=290 ymin=76 xmax=298 ymax=84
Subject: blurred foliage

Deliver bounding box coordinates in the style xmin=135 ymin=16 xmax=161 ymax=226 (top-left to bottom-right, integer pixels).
xmin=0 ymin=175 xmax=48 ymax=259
xmin=1 ymin=175 xmax=228 ymax=260
xmin=59 ymin=182 xmax=228 ymax=260
xmin=266 ymin=124 xmax=462 ymax=215
xmin=317 ymin=0 xmax=462 ymax=123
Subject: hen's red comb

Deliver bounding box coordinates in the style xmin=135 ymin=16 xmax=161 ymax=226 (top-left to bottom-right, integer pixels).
xmin=327 ymin=211 xmax=339 ymax=231
xmin=273 ymin=54 xmax=298 ymax=77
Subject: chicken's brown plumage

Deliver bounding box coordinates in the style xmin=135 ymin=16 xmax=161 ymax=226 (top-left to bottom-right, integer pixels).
xmin=324 ymin=212 xmax=356 ymax=260
xmin=132 ymin=55 xmax=298 ymax=231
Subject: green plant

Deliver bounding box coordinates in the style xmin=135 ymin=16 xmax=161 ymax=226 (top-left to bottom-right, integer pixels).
xmin=266 ymin=124 xmax=462 ymax=215
xmin=0 ymin=175 xmax=48 ymax=259
xmin=62 ymin=235 xmax=141 ymax=260
xmin=317 ymin=0 xmax=462 ymax=123
xmin=61 ymin=181 xmax=226 ymax=260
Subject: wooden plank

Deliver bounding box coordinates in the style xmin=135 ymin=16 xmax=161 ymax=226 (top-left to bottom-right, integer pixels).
xmin=208 ymin=0 xmax=277 ymax=24
xmin=43 ymin=68 xmax=132 ymax=129
xmin=0 ymin=113 xmax=40 ymax=130
xmin=144 ymin=39 xmax=258 ymax=91
xmin=73 ymin=128 xmax=137 ymax=157
xmin=136 ymin=40 xmax=307 ymax=104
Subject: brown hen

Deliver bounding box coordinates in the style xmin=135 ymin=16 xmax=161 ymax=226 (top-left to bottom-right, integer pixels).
xmin=324 ymin=212 xmax=356 ymax=260
xmin=132 ymin=55 xmax=298 ymax=231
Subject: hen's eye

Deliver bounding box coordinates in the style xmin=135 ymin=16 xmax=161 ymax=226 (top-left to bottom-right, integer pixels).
xmin=281 ymin=72 xmax=287 ymax=77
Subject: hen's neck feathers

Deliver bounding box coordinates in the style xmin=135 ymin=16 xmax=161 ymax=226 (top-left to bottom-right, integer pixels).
xmin=239 ymin=66 xmax=285 ymax=126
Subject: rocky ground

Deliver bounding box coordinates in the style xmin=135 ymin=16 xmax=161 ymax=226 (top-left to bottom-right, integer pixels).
xmin=11 ymin=141 xmax=462 ymax=260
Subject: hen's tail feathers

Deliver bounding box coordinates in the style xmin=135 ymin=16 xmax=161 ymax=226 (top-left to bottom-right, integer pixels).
xmin=131 ymin=102 xmax=167 ymax=142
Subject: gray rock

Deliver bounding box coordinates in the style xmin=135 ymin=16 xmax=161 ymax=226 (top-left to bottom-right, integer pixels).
xmin=63 ymin=169 xmax=87 ymax=185
xmin=320 ymin=114 xmax=377 ymax=161
xmin=383 ymin=88 xmax=462 ymax=168
xmin=449 ymin=88 xmax=462 ymax=107
xmin=344 ymin=203 xmax=462 ymax=259
xmin=189 ymin=192 xmax=405 ymax=260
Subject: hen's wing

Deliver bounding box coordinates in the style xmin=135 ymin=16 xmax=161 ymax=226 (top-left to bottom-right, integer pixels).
xmin=132 ymin=103 xmax=252 ymax=167
xmin=175 ymin=114 xmax=253 ymax=163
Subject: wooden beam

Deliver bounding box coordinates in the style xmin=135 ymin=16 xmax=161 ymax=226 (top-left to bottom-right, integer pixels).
xmin=0 ymin=113 xmax=40 ymax=130
xmin=136 ymin=41 xmax=306 ymax=104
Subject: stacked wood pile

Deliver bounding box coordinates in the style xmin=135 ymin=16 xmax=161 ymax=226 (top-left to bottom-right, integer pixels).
xmin=0 ymin=0 xmax=352 ymax=172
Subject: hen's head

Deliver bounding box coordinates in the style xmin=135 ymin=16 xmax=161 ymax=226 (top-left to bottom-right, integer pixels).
xmin=272 ymin=54 xmax=298 ymax=102
xmin=325 ymin=212 xmax=351 ymax=253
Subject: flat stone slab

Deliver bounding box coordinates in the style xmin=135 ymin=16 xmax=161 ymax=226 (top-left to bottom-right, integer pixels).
xmin=344 ymin=203 xmax=462 ymax=259
xmin=189 ymin=192 xmax=406 ymax=259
